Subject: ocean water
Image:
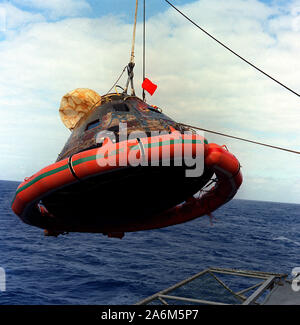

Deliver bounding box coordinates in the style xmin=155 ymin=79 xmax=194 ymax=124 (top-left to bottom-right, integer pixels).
xmin=0 ymin=179 xmax=299 ymax=305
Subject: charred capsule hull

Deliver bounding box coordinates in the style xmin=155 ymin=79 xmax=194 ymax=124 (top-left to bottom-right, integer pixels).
xmin=12 ymin=94 xmax=213 ymax=232
xmin=57 ymin=94 xmax=192 ymax=161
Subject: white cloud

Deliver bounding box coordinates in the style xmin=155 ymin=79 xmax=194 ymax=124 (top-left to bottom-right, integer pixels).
xmin=0 ymin=0 xmax=299 ymax=203
xmin=11 ymin=0 xmax=91 ymax=20
xmin=0 ymin=3 xmax=44 ymax=31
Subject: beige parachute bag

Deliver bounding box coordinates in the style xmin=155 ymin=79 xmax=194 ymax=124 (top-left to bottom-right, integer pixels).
xmin=59 ymin=88 xmax=101 ymax=130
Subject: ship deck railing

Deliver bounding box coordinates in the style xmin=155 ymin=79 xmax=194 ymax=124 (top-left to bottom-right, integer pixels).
xmin=135 ymin=267 xmax=299 ymax=305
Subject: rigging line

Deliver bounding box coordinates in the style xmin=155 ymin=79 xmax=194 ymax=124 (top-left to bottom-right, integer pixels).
xmin=142 ymin=0 xmax=146 ymax=101
xmin=130 ymin=0 xmax=139 ymax=64
xmin=164 ymin=0 xmax=300 ymax=98
xmin=177 ymin=122 xmax=300 ymax=155
xmin=105 ymin=65 xmax=127 ymax=95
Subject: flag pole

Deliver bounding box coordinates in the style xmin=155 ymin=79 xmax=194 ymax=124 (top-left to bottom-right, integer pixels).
xmin=142 ymin=0 xmax=146 ymax=101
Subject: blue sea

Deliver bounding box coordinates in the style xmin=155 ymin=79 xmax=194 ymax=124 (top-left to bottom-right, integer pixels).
xmin=0 ymin=179 xmax=299 ymax=305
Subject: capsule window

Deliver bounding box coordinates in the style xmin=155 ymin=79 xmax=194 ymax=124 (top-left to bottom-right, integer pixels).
xmin=107 ymin=125 xmax=119 ymax=133
xmin=86 ymin=120 xmax=100 ymax=131
xmin=112 ymin=103 xmax=130 ymax=112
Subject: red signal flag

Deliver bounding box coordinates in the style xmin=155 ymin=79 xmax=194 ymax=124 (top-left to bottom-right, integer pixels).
xmin=142 ymin=78 xmax=157 ymax=96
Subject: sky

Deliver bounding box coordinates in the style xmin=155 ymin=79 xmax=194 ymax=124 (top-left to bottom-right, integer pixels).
xmin=0 ymin=0 xmax=299 ymax=204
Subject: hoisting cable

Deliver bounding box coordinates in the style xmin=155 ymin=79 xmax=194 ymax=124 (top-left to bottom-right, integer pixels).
xmin=164 ymin=0 xmax=300 ymax=98
xmin=177 ymin=122 xmax=300 ymax=155
xmin=124 ymin=0 xmax=139 ymax=96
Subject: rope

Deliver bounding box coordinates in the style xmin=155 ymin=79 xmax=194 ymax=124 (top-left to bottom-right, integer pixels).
xmin=123 ymin=0 xmax=139 ymax=96
xmin=164 ymin=0 xmax=300 ymax=98
xmin=177 ymin=122 xmax=300 ymax=155
xmin=130 ymin=0 xmax=139 ymax=64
